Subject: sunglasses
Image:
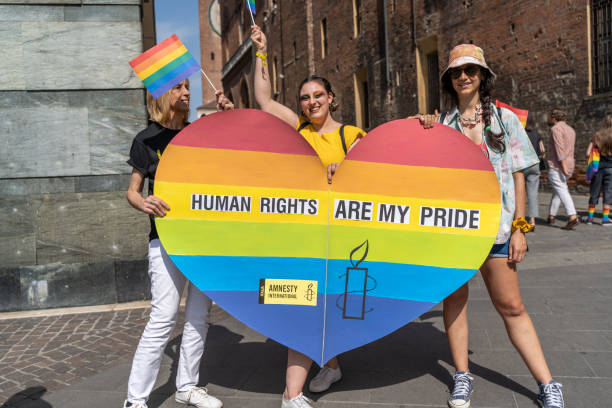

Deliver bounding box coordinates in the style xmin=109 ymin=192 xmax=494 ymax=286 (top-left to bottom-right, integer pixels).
xmin=449 ymin=65 xmax=481 ymax=79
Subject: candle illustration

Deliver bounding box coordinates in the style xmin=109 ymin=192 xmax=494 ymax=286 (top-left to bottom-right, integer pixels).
xmin=337 ymin=240 xmax=377 ymax=320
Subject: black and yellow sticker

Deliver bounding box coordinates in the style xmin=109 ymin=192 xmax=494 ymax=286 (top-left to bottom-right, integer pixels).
xmin=258 ymin=279 xmax=318 ymax=306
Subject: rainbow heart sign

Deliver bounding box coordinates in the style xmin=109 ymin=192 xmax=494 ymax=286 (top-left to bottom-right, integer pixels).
xmin=155 ymin=109 xmax=501 ymax=365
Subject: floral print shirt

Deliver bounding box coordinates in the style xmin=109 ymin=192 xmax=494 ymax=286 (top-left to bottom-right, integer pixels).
xmin=441 ymin=105 xmax=539 ymax=244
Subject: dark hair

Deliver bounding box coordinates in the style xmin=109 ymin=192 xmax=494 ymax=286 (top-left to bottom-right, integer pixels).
xmin=525 ymin=114 xmax=536 ymax=131
xmin=551 ymin=108 xmax=567 ymax=122
xmin=297 ymin=75 xmax=338 ymax=113
xmin=441 ymin=67 xmax=506 ymax=154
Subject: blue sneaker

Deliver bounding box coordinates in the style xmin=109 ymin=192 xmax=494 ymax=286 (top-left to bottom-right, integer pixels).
xmin=537 ymin=381 xmax=564 ymax=408
xmin=448 ymin=371 xmax=473 ymax=408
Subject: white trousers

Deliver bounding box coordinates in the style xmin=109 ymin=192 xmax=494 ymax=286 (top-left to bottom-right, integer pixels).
xmin=548 ymin=167 xmax=577 ymax=216
xmin=127 ymin=239 xmax=211 ymax=403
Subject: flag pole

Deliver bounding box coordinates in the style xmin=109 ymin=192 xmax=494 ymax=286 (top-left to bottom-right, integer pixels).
xmin=200 ymin=69 xmax=218 ymax=92
xmin=248 ymin=3 xmax=256 ymax=25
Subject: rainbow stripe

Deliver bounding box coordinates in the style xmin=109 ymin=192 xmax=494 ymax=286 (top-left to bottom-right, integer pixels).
xmin=247 ymin=0 xmax=256 ymax=14
xmin=495 ymin=100 xmax=528 ymax=128
xmin=129 ymin=34 xmax=200 ymax=98
xmin=154 ymin=110 xmax=500 ymax=364
xmin=587 ymin=147 xmax=600 ymax=181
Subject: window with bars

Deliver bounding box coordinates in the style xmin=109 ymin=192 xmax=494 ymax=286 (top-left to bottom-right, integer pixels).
xmin=592 ymin=0 xmax=612 ymax=93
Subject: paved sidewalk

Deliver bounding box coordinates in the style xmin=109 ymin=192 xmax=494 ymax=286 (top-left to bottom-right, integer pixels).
xmin=1 ymin=192 xmax=611 ymax=408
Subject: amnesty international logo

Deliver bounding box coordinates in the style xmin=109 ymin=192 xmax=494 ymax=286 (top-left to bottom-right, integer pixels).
xmin=258 ymin=279 xmax=318 ymax=306
xmin=305 ymin=283 xmax=315 ymax=302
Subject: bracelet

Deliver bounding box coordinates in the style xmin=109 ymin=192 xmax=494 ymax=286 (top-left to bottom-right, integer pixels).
xmin=256 ymin=51 xmax=268 ymax=66
xmin=512 ymin=217 xmax=534 ymax=233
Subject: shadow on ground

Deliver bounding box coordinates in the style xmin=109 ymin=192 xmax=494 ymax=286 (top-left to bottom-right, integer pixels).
xmin=1 ymin=386 xmax=53 ymax=408
xmin=147 ymin=310 xmax=537 ymax=407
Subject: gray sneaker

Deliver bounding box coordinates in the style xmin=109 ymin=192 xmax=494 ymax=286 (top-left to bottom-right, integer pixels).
xmin=448 ymin=371 xmax=473 ymax=408
xmin=537 ymin=381 xmax=564 ymax=408
xmin=309 ymin=366 xmax=342 ymax=392
xmin=281 ymin=392 xmax=314 ymax=408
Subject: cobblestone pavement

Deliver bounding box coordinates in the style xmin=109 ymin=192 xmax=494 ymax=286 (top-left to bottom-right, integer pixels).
xmin=0 ymin=308 xmax=153 ymax=402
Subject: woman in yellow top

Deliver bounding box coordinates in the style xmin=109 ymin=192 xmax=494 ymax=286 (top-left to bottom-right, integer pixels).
xmin=252 ymin=24 xmax=365 ymax=408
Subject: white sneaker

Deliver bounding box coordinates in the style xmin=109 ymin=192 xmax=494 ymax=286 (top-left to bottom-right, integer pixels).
xmin=281 ymin=392 xmax=314 ymax=408
xmin=308 ymin=366 xmax=342 ymax=393
xmin=123 ymin=401 xmax=147 ymax=408
xmin=175 ymin=387 xmax=223 ymax=408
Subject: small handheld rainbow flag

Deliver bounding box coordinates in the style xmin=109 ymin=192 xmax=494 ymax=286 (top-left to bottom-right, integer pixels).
xmin=586 ymin=147 xmax=600 ymax=181
xmin=495 ymin=100 xmax=528 ymax=128
xmin=129 ymin=34 xmax=200 ymax=99
xmin=247 ymin=0 xmax=256 ymax=15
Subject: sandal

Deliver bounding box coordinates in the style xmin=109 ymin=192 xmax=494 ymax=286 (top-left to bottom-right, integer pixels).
xmin=547 ymin=216 xmax=555 ymax=225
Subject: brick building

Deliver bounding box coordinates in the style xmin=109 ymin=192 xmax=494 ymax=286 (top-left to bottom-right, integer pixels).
xmin=198 ymin=0 xmax=224 ymax=116
xmin=220 ymin=0 xmax=611 ymax=168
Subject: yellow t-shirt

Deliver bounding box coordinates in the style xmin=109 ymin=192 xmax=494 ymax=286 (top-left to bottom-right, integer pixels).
xmin=296 ymin=117 xmax=365 ymax=168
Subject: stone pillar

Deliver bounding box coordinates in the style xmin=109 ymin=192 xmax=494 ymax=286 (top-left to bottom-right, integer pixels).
xmin=0 ymin=1 xmax=153 ymax=312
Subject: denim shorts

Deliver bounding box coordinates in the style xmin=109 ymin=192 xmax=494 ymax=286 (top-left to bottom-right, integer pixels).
xmin=488 ymin=239 xmax=510 ymax=258
xmin=589 ymin=167 xmax=612 ymax=205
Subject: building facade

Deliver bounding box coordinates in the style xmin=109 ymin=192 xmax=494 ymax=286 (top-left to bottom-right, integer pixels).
xmin=0 ymin=0 xmax=156 ymax=311
xmin=198 ymin=0 xmax=224 ymax=116
xmin=220 ymin=0 xmax=611 ymax=170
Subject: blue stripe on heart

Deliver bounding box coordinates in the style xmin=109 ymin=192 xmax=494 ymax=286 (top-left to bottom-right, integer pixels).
xmin=169 ymin=255 xmax=476 ymax=303
xmin=204 ymin=290 xmax=436 ymax=365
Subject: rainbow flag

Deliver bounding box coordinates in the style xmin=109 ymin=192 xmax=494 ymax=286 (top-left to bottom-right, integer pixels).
xmin=129 ymin=34 xmax=200 ymax=98
xmin=247 ymin=0 xmax=256 ymax=14
xmin=495 ymin=100 xmax=528 ymax=128
xmin=587 ymin=147 xmax=600 ymax=181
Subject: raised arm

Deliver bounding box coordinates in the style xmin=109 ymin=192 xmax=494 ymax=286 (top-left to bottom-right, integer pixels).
xmin=251 ymin=25 xmax=298 ymax=127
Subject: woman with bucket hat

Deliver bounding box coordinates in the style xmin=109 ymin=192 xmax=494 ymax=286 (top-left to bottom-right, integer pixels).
xmin=418 ymin=44 xmax=565 ymax=408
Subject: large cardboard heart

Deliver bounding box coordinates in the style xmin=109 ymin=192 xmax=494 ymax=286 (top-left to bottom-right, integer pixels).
xmin=155 ymin=109 xmax=500 ymax=365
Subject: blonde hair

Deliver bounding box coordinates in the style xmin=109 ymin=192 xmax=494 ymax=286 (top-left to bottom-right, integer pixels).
xmin=146 ymin=79 xmax=190 ymax=126
xmin=596 ymin=128 xmax=612 ymax=156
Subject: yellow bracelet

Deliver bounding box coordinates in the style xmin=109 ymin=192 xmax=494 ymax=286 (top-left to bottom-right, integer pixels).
xmin=512 ymin=217 xmax=534 ymax=233
xmin=256 ymin=51 xmax=268 ymax=66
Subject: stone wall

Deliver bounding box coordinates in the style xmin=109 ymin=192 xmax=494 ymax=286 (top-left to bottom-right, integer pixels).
xmin=0 ymin=1 xmax=152 ymax=311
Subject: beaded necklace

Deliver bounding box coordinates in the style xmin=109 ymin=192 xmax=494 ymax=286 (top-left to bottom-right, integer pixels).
xmin=459 ymin=104 xmax=482 ymax=129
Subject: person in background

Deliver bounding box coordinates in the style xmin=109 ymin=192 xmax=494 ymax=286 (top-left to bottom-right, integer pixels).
xmin=524 ymin=116 xmax=546 ymax=228
xmin=546 ymin=109 xmax=579 ymax=230
xmin=584 ymin=115 xmax=612 ymax=225
xmin=124 ymin=80 xmax=233 ymax=408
